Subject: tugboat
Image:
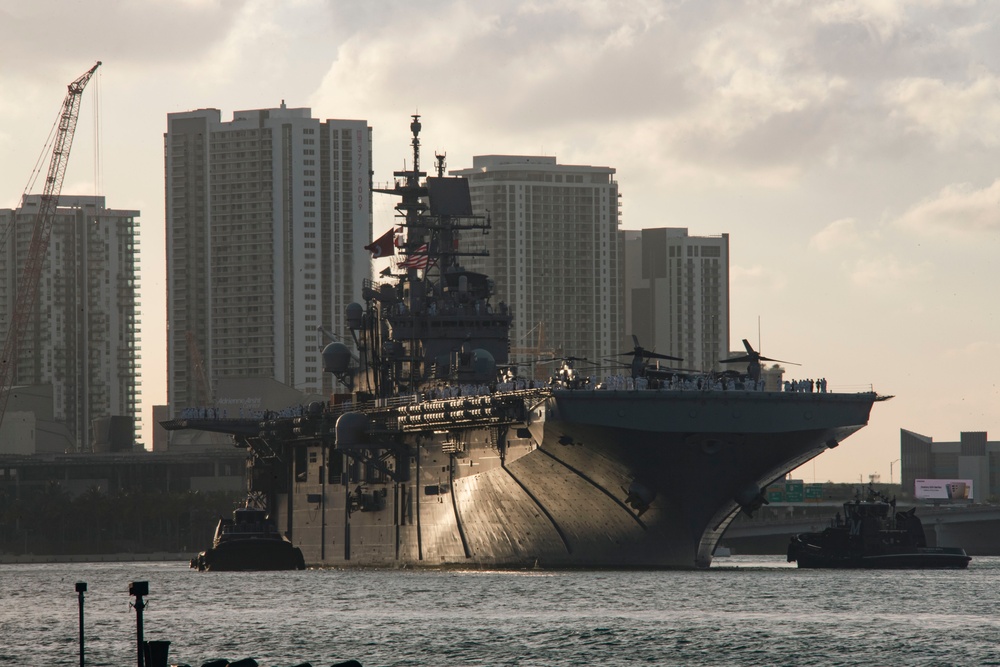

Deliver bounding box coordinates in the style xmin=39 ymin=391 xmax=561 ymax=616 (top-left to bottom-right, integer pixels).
xmin=192 ymin=503 xmax=306 ymax=572
xmin=786 ymin=487 xmax=971 ymax=569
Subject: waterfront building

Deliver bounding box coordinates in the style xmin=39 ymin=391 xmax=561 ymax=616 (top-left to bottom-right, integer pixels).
xmin=0 ymin=449 xmax=245 ymax=498
xmin=0 ymin=195 xmax=140 ymax=453
xmin=0 ymin=448 xmax=246 ymax=555
xmin=900 ymin=429 xmax=1000 ymax=503
xmin=451 ymin=155 xmax=622 ymax=370
xmin=164 ymin=105 xmax=371 ymax=428
xmin=622 ymin=228 xmax=730 ymax=373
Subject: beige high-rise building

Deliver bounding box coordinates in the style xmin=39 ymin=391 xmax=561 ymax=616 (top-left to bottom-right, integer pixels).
xmin=451 ymin=155 xmax=623 ymax=373
xmin=0 ymin=195 xmax=140 ymax=452
xmin=622 ymin=228 xmax=729 ymax=373
xmin=165 ymin=105 xmax=371 ymax=418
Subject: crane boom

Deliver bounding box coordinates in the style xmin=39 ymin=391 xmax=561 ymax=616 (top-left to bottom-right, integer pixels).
xmin=0 ymin=61 xmax=102 ymax=430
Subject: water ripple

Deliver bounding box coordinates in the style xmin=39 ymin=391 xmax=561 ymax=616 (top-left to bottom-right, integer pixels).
xmin=0 ymin=556 xmax=996 ymax=666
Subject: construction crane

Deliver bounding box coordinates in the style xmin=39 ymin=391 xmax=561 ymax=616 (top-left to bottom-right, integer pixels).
xmin=0 ymin=61 xmax=102 ymax=431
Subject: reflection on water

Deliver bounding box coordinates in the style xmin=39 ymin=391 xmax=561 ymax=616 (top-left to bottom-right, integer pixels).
xmin=0 ymin=556 xmax=995 ymax=666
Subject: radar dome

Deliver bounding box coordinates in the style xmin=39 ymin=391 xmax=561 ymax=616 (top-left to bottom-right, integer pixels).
xmin=346 ymin=302 xmax=364 ymax=329
xmin=471 ymin=348 xmax=496 ymax=383
xmin=322 ymin=342 xmax=352 ymax=374
xmin=336 ymin=411 xmax=370 ymax=450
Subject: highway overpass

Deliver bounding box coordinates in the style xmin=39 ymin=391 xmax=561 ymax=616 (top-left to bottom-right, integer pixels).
xmin=720 ymin=503 xmax=1000 ymax=556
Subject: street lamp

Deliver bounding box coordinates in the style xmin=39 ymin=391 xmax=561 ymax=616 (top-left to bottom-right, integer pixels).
xmin=890 ymin=458 xmax=901 ymax=486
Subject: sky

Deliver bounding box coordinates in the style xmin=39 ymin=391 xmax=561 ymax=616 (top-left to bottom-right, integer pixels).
xmin=1 ymin=0 xmax=997 ymax=484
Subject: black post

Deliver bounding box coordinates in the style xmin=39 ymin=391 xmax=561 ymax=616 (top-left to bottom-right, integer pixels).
xmin=75 ymin=582 xmax=86 ymax=667
xmin=129 ymin=581 xmax=149 ymax=667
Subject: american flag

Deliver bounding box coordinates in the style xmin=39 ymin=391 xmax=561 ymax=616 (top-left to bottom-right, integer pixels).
xmin=398 ymin=244 xmax=432 ymax=269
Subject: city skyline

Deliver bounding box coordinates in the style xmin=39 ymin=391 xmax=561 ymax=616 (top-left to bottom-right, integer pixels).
xmin=1 ymin=2 xmax=998 ymax=482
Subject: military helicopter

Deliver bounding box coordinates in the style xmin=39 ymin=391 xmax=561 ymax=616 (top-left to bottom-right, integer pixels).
xmin=719 ymin=339 xmax=799 ymax=382
xmin=535 ymin=355 xmax=599 ymax=389
xmin=612 ymin=335 xmax=684 ymax=379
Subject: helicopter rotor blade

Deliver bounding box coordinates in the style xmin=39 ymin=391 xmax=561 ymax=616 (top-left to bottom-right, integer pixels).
xmin=721 ymin=338 xmax=799 ymax=366
xmin=757 ymin=355 xmax=800 ymax=366
xmin=644 ymin=350 xmax=683 ymax=362
xmin=618 ymin=349 xmax=683 ymax=361
xmin=719 ymin=354 xmax=752 ymax=364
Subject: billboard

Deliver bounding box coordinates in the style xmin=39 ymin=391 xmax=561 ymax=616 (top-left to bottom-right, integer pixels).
xmin=915 ymin=479 xmax=973 ymax=500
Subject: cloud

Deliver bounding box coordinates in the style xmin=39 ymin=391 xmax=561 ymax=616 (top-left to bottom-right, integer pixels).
xmin=806 ymin=218 xmax=939 ymax=297
xmin=943 ymin=340 xmax=1000 ymax=361
xmin=314 ymin=1 xmax=681 ymax=126
xmin=894 ymin=179 xmax=1000 ymax=237
xmin=301 ymin=0 xmax=1000 ymax=195
xmin=809 ymin=217 xmax=863 ymax=252
xmin=847 ymin=254 xmax=932 ymax=291
xmin=811 ymin=0 xmax=907 ymax=42
xmin=0 ymin=1 xmax=247 ymax=72
xmin=886 ymin=74 xmax=1000 ymax=148
xmin=730 ymin=264 xmax=787 ymax=293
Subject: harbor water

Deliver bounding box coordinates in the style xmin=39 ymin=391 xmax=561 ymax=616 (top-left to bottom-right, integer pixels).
xmin=1 ymin=556 xmax=997 ymax=666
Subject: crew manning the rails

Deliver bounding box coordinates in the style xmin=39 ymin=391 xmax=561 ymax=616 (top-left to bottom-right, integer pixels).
xmin=598 ymin=375 xmax=830 ymax=392
xmin=598 ymin=374 xmax=767 ymax=391
xmin=181 ymin=375 xmax=832 ymax=422
xmin=784 ymin=378 xmax=828 ymax=393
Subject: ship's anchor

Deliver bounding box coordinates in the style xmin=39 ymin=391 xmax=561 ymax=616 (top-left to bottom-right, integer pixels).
xmin=735 ymin=482 xmax=769 ymax=517
xmin=623 ymin=480 xmax=656 ymax=516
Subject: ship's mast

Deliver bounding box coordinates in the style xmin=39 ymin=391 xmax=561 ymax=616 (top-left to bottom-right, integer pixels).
xmin=364 ymin=117 xmax=512 ymax=397
xmin=394 ymin=115 xmax=428 ymax=253
xmin=365 ymin=117 xmax=429 ymax=396
xmin=410 ymin=115 xmax=421 ymax=182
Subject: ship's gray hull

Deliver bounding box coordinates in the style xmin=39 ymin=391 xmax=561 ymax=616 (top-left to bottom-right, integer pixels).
xmin=274 ymin=388 xmax=878 ymax=569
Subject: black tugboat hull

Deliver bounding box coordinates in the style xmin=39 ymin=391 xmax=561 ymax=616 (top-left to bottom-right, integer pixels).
xmin=194 ymin=539 xmax=306 ymax=572
xmin=788 ymin=538 xmax=971 ymax=569
xmin=792 ymin=549 xmax=971 ymax=569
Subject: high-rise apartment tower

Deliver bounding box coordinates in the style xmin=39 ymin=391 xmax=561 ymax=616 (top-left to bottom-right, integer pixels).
xmin=622 ymin=228 xmax=729 ymax=373
xmin=165 ymin=105 xmax=371 ymax=414
xmin=451 ymin=155 xmax=622 ymax=371
xmin=0 ymin=195 xmax=140 ymax=451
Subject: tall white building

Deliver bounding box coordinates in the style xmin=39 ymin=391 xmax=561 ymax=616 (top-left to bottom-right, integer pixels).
xmin=622 ymin=228 xmax=729 ymax=373
xmin=164 ymin=105 xmax=371 ymax=416
xmin=451 ymin=155 xmax=622 ymax=371
xmin=0 ymin=195 xmax=140 ymax=452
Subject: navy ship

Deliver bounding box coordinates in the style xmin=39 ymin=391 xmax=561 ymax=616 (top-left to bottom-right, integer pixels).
xmin=164 ymin=117 xmax=886 ymax=569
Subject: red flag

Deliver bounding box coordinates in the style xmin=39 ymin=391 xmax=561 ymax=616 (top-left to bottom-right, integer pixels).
xmin=399 ymin=244 xmax=431 ymax=269
xmin=365 ymin=228 xmax=395 ymax=259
